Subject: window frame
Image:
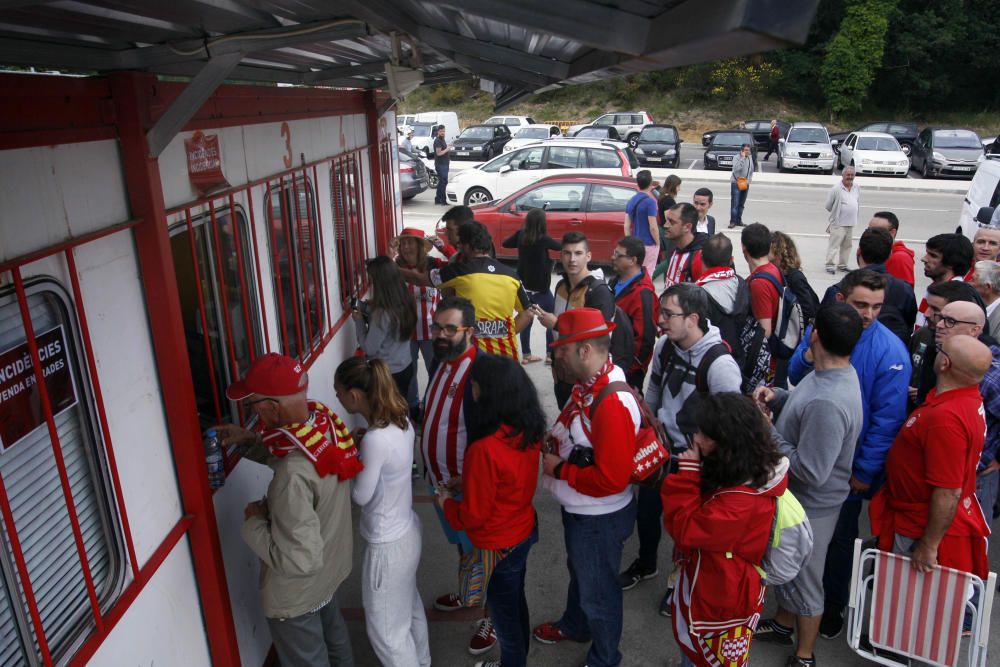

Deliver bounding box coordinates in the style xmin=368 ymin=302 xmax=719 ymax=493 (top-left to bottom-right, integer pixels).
xmin=0 ymin=276 xmax=126 ymax=666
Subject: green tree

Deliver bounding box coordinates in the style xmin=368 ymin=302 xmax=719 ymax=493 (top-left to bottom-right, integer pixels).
xmin=820 ymin=0 xmax=897 ymax=116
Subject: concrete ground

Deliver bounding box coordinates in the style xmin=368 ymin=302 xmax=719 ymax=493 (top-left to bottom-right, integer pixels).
xmin=334 ymin=172 xmax=998 ymax=666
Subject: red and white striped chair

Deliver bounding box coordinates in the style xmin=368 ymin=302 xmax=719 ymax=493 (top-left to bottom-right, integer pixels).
xmin=847 ymin=539 xmax=996 ymax=666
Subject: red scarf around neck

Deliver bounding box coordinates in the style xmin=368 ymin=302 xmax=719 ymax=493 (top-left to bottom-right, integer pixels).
xmin=695 ymin=267 xmax=736 ymax=286
xmin=258 ymin=400 xmax=363 ymax=479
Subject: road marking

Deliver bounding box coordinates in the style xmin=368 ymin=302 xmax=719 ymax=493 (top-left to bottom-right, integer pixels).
xmin=740 ymin=198 xmax=954 ymax=212
xmin=688 ymin=160 xmax=698 ymax=169
xmin=724 ymin=229 xmax=927 ymax=245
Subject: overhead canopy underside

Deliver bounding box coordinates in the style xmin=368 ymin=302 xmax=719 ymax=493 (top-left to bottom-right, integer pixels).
xmin=0 ymin=0 xmax=819 ymax=111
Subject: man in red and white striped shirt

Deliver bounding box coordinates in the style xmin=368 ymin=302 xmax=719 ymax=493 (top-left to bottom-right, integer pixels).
xmin=419 ymin=296 xmax=498 ymax=654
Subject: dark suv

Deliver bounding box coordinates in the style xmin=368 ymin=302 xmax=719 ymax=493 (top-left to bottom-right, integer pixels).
xmin=830 ymin=121 xmax=919 ymax=156
xmin=704 ymin=131 xmax=758 ymax=170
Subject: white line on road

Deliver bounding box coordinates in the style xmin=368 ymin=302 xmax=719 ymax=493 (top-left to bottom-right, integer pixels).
xmin=730 ymin=198 xmax=954 ymax=212
xmin=688 ymin=160 xmax=697 ymax=169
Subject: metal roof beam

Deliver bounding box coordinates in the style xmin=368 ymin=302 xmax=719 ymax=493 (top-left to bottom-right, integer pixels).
xmin=437 ymin=0 xmax=650 ymax=55
xmin=417 ymin=26 xmax=570 ymax=79
xmin=0 ymin=36 xmax=118 ymax=70
xmin=117 ymin=18 xmax=368 ymax=69
xmin=450 ymin=53 xmax=554 ymax=89
xmin=146 ymin=50 xmax=242 ymax=158
xmin=303 ymin=60 xmax=386 ymax=83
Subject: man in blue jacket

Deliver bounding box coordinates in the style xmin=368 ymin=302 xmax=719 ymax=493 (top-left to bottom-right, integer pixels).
xmin=788 ymin=270 xmax=910 ymax=640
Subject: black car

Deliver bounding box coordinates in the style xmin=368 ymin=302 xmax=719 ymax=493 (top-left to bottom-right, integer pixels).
xmin=704 ymin=131 xmax=758 ymax=170
xmin=634 ymin=124 xmax=681 ymax=167
xmin=910 ymin=127 xmax=984 ymax=179
xmin=702 ymin=119 xmax=789 ymax=148
xmin=572 ymin=125 xmax=623 ymax=141
xmin=451 ymin=124 xmax=512 ymax=161
xmin=830 ymin=121 xmax=920 ymax=155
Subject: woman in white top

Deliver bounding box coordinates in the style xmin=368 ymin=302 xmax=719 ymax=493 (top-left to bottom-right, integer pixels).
xmin=335 ymin=356 xmax=430 ymax=667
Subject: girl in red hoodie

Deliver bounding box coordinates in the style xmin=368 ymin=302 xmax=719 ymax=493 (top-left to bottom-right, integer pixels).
xmin=662 ymin=393 xmax=789 ymax=667
xmin=437 ymin=354 xmax=545 ymax=667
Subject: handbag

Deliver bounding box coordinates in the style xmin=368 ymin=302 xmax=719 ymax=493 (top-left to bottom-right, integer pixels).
xmin=586 ymin=381 xmax=670 ymax=486
xmin=736 ymin=176 xmax=749 ymax=191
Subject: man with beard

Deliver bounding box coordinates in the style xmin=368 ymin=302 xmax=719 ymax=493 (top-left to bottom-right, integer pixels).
xmin=915 ymin=233 xmax=973 ymax=328
xmin=419 ymin=296 xmax=497 ymax=656
xmin=653 ymin=203 xmax=708 ymax=288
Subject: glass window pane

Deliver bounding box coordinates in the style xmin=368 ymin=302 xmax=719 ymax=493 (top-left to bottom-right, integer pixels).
xmin=588 ymin=185 xmax=635 ymax=212
xmin=515 ymin=183 xmax=586 ymax=212
xmin=587 ymin=148 xmax=622 ymax=169
xmin=545 ymin=147 xmax=583 ymax=169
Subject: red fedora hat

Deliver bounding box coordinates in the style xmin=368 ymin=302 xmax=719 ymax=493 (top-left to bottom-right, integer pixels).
xmin=550 ymin=307 xmax=616 ymax=347
xmin=395 ymin=227 xmax=433 ymax=252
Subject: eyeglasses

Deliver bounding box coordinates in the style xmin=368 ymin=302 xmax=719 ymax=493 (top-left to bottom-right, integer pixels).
xmin=659 ymin=309 xmax=686 ymax=320
xmin=430 ymin=323 xmax=472 ymax=337
xmin=938 ymin=315 xmax=978 ymax=329
xmin=612 ymin=251 xmax=631 ymax=260
xmin=935 ymin=343 xmax=951 ymax=363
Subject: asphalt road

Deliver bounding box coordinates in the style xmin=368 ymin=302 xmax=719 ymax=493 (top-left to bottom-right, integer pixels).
xmin=361 ymin=175 xmax=999 ymax=667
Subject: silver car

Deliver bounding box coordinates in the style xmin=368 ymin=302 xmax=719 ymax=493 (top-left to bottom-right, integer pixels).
xmin=777 ymin=122 xmax=836 ymax=174
xmin=568 ymin=111 xmax=654 ymax=149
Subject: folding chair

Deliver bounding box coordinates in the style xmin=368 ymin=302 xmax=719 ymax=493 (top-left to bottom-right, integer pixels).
xmin=846 ymin=538 xmax=996 ymax=666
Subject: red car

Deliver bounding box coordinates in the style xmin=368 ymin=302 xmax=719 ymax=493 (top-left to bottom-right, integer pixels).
xmin=473 ymin=173 xmax=639 ymax=264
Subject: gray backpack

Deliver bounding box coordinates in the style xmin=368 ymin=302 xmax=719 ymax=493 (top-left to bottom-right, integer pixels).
xmin=761 ymin=490 xmax=814 ymax=586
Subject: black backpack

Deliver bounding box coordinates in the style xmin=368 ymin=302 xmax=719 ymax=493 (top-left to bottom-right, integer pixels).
xmin=785 ymin=269 xmax=820 ymax=324
xmin=658 ymin=341 xmax=732 ymax=443
xmin=704 ymin=277 xmax=770 ymax=394
xmin=748 ymin=271 xmax=805 ymax=360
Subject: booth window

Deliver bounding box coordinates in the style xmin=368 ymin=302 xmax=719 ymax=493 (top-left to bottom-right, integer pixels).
xmin=0 ymin=283 xmax=124 ymax=665
xmin=331 ymin=154 xmax=370 ymax=307
xmin=169 ymin=205 xmax=265 ymax=427
xmin=266 ymin=177 xmax=326 ymax=360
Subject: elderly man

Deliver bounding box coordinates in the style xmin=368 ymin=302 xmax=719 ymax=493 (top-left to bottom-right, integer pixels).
xmin=933 ymin=301 xmax=1000 ymax=539
xmin=870 ymin=335 xmax=992 ymax=580
xmin=972 ymin=260 xmax=1000 ymax=338
xmin=219 ymin=353 xmax=361 ymax=667
xmin=824 ymin=167 xmax=860 ymax=274
xmin=971 ymin=225 xmax=1000 ymax=273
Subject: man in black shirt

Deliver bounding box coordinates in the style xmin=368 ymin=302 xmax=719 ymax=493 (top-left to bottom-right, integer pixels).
xmin=433 ymin=124 xmax=450 ymax=205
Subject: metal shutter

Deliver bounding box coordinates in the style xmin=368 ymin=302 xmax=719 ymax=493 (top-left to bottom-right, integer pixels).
xmin=0 ymin=287 xmax=121 ymax=665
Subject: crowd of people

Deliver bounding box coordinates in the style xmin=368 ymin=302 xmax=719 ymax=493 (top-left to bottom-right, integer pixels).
xmin=215 ymin=167 xmax=1000 ymax=667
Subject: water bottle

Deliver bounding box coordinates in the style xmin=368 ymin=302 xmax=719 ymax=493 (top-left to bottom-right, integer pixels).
xmin=204 ymin=429 xmax=226 ymax=490
xmin=910 ymin=341 xmax=928 ymax=388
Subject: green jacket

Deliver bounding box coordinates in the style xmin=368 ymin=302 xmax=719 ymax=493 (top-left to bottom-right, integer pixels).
xmin=240 ymin=440 xmax=353 ymax=619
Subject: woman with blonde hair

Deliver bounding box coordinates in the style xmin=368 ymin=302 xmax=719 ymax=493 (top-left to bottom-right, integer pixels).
xmin=335 ymin=356 xmax=430 ymax=667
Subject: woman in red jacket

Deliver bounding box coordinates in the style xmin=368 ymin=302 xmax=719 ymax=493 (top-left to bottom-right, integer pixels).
xmin=662 ymin=393 xmax=788 ymax=667
xmin=437 ymin=354 xmax=545 ymax=667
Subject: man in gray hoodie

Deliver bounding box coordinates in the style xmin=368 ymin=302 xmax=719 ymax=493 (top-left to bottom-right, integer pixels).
xmin=752 ymin=302 xmax=864 ymax=667
xmin=618 ymin=283 xmax=743 ymax=609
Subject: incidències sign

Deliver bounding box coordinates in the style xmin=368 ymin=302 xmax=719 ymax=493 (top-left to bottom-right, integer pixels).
xmin=0 ymin=325 xmax=78 ymax=452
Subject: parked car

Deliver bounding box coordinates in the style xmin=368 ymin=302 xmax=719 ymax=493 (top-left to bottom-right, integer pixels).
xmin=634 ymin=124 xmax=682 ymax=167
xmin=484 ymin=115 xmax=538 ymax=130
xmin=567 ymin=111 xmax=654 ymax=148
xmin=703 ymin=130 xmax=757 ymax=170
xmin=413 ymin=110 xmax=460 ymax=145
xmin=407 ymin=121 xmax=438 ymax=158
xmin=451 ymin=124 xmax=512 ymax=161
xmin=836 ymin=132 xmax=910 ymax=177
xmin=397 ymin=113 xmax=417 ymax=127
xmin=445 ymin=138 xmax=635 ymax=206
xmin=701 ymin=119 xmax=789 ymax=147
xmin=398 ymin=149 xmax=428 ymax=199
xmin=958 ymin=160 xmax=1000 ymax=239
xmin=573 ymin=125 xmax=623 ymax=141
xmin=777 ymin=122 xmax=835 ymax=174
xmin=910 ymin=128 xmax=985 ymax=179
xmin=830 ymin=121 xmax=920 ymax=156
xmin=983 ymin=134 xmax=1000 ymax=158
xmin=474 ymin=174 xmax=639 ymax=263
xmin=504 ymin=124 xmax=561 ymax=152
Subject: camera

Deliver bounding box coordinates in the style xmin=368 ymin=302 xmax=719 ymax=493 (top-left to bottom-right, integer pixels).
xmin=567 ymin=445 xmax=595 ymax=468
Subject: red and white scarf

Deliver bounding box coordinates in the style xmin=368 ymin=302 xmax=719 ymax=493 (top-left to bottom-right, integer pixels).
xmin=695 ymin=267 xmax=736 ymax=286
xmin=560 ymin=359 xmax=616 ymax=429
xmin=259 ymin=400 xmax=363 ymax=479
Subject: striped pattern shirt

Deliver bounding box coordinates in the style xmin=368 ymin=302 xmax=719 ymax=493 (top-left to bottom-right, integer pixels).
xmin=421 ymin=345 xmax=476 ymax=487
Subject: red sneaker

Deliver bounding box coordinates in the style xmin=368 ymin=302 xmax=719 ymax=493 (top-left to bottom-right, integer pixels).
xmin=469 ymin=618 xmax=497 ymax=655
xmin=434 ymin=592 xmax=463 ymax=612
xmin=532 ymin=621 xmax=586 ymax=644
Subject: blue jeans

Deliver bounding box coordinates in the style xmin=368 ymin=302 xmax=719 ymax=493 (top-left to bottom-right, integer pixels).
xmin=729 ymin=180 xmax=749 ymax=226
xmin=435 ymin=161 xmax=449 ymax=203
xmin=556 ymin=498 xmax=637 ymax=667
xmin=822 ymin=497 xmax=863 ymax=612
xmin=486 ymin=524 xmax=539 ymax=667
xmin=520 ymin=289 xmax=554 ymax=355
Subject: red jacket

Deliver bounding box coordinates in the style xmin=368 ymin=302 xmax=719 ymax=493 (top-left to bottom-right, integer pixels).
xmin=443 ymin=424 xmax=540 ymax=549
xmin=885 ymin=241 xmax=915 ymax=287
xmin=662 ymin=457 xmax=787 ymax=639
xmin=611 ymin=269 xmax=657 ymax=373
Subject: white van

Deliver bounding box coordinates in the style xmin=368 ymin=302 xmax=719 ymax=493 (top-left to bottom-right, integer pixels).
xmin=959 ymin=159 xmax=1000 ymax=239
xmin=412 ymin=111 xmax=460 ymax=154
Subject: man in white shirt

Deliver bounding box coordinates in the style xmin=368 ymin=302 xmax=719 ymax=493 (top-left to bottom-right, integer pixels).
xmin=824 ymin=167 xmax=860 ymax=274
xmin=972 ymin=260 xmax=1000 ymax=339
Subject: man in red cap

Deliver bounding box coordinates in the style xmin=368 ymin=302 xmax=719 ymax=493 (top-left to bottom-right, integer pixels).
xmin=532 ymin=308 xmax=640 ymax=667
xmin=218 ymin=352 xmax=361 ymax=667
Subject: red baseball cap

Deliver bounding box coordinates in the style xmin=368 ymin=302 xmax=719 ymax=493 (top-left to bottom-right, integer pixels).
xmin=226 ymin=353 xmax=308 ymax=400
xmin=550 ymin=308 xmax=616 ymax=347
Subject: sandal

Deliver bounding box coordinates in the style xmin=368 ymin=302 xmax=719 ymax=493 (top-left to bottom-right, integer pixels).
xmin=522 ymin=355 xmax=543 ymax=364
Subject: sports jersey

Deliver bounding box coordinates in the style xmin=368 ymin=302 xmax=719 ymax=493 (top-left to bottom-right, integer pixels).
xmin=421 ymin=345 xmax=476 ymax=487
xmin=400 ymin=258 xmax=445 ymax=340
xmin=430 ymin=255 xmax=529 ymax=359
